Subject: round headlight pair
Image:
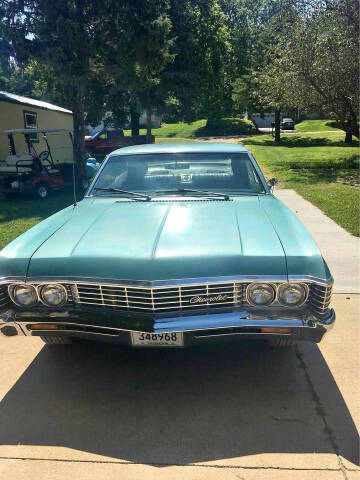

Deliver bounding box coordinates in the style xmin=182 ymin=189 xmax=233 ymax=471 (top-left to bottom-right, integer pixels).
xmin=9 ymin=284 xmax=67 ymax=307
xmin=247 ymin=283 xmax=307 ymax=307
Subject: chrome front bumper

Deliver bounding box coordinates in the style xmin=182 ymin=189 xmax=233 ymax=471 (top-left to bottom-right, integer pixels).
xmin=0 ymin=308 xmax=336 ymax=345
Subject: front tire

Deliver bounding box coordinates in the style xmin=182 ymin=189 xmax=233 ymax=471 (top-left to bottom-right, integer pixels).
xmin=268 ymin=338 xmax=295 ymax=348
xmin=40 ymin=335 xmax=74 ymax=344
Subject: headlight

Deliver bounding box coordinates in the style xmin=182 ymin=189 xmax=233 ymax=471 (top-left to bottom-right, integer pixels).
xmin=247 ymin=283 xmax=275 ymax=306
xmin=10 ymin=284 xmax=38 ymax=307
xmin=278 ymin=283 xmax=308 ymax=306
xmin=39 ymin=284 xmax=67 ymax=307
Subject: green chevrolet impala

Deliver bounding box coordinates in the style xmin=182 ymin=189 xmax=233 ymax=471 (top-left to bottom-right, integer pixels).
xmin=0 ymin=143 xmax=335 ymax=348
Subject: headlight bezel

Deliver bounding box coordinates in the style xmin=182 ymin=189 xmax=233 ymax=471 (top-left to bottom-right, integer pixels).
xmin=8 ymin=284 xmax=38 ymax=307
xmin=246 ymin=283 xmax=276 ymax=306
xmin=277 ymin=283 xmax=309 ymax=307
xmin=246 ymin=282 xmax=309 ymax=307
xmin=38 ymin=283 xmax=68 ymax=307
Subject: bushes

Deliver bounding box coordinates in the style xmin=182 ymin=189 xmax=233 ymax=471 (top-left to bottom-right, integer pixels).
xmin=195 ymin=117 xmax=257 ymax=137
xmin=125 ymin=117 xmax=257 ymax=138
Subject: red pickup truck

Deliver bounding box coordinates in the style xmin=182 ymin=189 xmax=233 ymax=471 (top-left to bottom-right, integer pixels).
xmin=85 ymin=130 xmax=155 ymax=155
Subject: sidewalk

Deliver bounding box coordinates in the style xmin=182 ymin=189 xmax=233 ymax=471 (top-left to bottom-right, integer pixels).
xmin=276 ymin=189 xmax=360 ymax=293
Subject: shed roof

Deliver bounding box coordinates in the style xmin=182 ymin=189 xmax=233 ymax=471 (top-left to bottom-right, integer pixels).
xmin=1 ymin=128 xmax=72 ymax=134
xmin=0 ymin=91 xmax=72 ymax=115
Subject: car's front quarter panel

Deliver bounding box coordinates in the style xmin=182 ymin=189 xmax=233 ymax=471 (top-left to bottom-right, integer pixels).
xmin=0 ymin=205 xmax=75 ymax=279
xmin=259 ymin=195 xmax=332 ymax=282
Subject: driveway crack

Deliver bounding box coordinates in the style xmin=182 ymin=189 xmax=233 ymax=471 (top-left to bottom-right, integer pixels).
xmin=294 ymin=344 xmax=348 ymax=480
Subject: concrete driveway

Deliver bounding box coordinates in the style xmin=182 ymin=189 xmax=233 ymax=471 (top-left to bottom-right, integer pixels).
xmin=0 ymin=190 xmax=359 ymax=479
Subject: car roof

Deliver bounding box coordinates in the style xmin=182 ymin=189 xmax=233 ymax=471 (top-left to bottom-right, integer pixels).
xmin=109 ymin=142 xmax=250 ymax=156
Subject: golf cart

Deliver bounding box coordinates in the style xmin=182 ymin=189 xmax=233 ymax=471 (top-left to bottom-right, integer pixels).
xmin=0 ymin=128 xmax=89 ymax=199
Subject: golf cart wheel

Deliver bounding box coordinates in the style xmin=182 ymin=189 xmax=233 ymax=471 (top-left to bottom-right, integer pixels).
xmin=268 ymin=338 xmax=295 ymax=348
xmin=79 ymin=177 xmax=90 ymax=190
xmin=40 ymin=335 xmax=74 ymax=344
xmin=33 ymin=182 xmax=49 ymax=199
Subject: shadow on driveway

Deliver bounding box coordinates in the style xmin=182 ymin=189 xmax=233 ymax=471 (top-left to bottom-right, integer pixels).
xmin=0 ymin=341 xmax=358 ymax=466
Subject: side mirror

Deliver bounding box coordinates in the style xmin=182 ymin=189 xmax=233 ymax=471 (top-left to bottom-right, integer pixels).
xmin=268 ymin=177 xmax=278 ymax=193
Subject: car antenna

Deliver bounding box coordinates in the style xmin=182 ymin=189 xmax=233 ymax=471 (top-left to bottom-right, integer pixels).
xmin=69 ymin=132 xmax=77 ymax=206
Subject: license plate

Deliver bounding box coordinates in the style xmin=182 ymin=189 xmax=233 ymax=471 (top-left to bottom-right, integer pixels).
xmin=130 ymin=331 xmax=183 ymax=347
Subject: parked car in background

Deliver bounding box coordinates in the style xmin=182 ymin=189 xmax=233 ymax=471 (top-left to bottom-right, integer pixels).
xmin=280 ymin=118 xmax=295 ymax=130
xmin=85 ymin=129 xmax=154 ymax=155
xmin=0 ymin=143 xmax=335 ymax=348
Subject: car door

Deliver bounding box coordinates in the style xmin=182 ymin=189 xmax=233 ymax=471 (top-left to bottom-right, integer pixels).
xmin=94 ymin=132 xmax=109 ymax=154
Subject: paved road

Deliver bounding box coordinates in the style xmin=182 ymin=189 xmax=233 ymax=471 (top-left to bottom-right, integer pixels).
xmin=0 ymin=190 xmax=359 ymax=479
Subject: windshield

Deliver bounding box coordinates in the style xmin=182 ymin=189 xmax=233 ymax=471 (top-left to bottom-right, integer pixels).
xmin=90 ymin=152 xmax=266 ymax=196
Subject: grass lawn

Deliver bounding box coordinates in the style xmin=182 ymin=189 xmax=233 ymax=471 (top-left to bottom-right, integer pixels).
xmin=295 ymin=119 xmax=341 ymax=132
xmin=242 ymin=133 xmax=359 ymax=236
xmin=155 ymin=137 xmax=197 ymax=143
xmin=0 ymin=191 xmax=77 ymax=250
xmin=125 ymin=118 xmax=255 ymax=138
xmin=124 ymin=120 xmax=207 ymax=138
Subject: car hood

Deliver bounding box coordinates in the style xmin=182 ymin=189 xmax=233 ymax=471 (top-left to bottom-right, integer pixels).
xmin=26 ymin=197 xmax=288 ymax=281
xmin=1 ymin=196 xmax=330 ymax=283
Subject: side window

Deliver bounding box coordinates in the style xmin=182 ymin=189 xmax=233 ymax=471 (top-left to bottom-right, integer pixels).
xmin=245 ymin=160 xmax=262 ymax=192
xmin=23 ymin=111 xmax=38 ymax=142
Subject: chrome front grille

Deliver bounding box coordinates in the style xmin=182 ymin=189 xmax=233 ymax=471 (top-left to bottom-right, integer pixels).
xmin=72 ymin=282 xmax=246 ymax=312
xmin=0 ymin=285 xmax=10 ymax=308
xmin=308 ymin=283 xmax=333 ymax=314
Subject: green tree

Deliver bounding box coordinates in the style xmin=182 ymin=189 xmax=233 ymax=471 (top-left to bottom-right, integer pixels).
xmin=161 ymin=0 xmax=233 ymax=124
xmin=101 ymin=0 xmax=174 ymax=140
xmin=257 ymin=0 xmax=359 ymax=143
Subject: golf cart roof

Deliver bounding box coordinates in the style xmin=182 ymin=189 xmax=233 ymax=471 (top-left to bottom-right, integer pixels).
xmin=1 ymin=128 xmax=72 ymax=134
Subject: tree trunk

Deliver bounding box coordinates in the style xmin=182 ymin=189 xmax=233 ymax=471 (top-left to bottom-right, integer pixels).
xmin=130 ymin=110 xmax=140 ymax=137
xmin=146 ymin=108 xmax=152 ymax=143
xmin=274 ymin=109 xmax=281 ymax=142
xmin=350 ymin=112 xmax=359 ymax=139
xmin=345 ymin=129 xmax=353 ymax=143
xmin=70 ymin=85 xmax=86 ymax=165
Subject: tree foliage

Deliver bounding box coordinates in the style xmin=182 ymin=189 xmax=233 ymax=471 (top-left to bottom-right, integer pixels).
xmin=1 ymin=0 xmax=357 ymax=147
xmin=257 ymin=0 xmax=359 ymax=142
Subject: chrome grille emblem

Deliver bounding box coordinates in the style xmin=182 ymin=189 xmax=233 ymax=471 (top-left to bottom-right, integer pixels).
xmin=189 ymin=294 xmax=229 ymax=304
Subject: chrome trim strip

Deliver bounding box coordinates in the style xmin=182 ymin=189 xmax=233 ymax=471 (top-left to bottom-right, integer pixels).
xmin=0 ymin=309 xmax=336 ymax=338
xmin=288 ymin=275 xmax=333 ymax=287
xmin=0 ymin=274 xmax=333 ymax=287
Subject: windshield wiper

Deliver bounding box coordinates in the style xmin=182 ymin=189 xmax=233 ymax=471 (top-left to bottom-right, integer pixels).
xmin=94 ymin=187 xmax=151 ymax=201
xmin=155 ymin=188 xmax=230 ymax=200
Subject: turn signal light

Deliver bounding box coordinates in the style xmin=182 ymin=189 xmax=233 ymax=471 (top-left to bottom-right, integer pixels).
xmin=261 ymin=327 xmax=291 ymax=334
xmin=28 ymin=324 xmax=61 ymax=331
